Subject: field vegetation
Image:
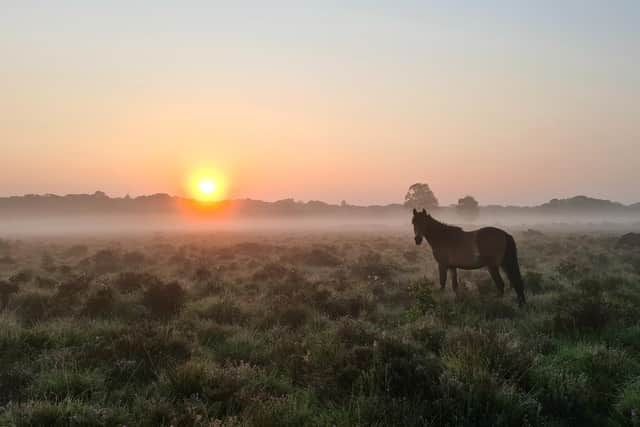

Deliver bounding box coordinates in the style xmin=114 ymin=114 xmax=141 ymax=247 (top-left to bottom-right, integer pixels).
xmin=0 ymin=230 xmax=639 ymax=426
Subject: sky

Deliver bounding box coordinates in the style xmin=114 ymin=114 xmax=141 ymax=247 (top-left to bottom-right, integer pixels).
xmin=1 ymin=1 xmax=639 ymax=206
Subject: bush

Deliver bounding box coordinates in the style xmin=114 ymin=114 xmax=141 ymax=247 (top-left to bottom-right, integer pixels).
xmin=551 ymin=278 xmax=612 ymax=333
xmin=532 ymin=344 xmax=640 ymax=421
xmin=261 ymin=303 xmax=310 ymax=330
xmin=252 ymin=262 xmax=291 ymax=282
xmin=12 ymin=291 xmax=52 ymax=324
xmin=64 ymin=244 xmax=88 ymax=258
xmin=444 ymin=328 xmax=533 ymax=385
xmin=82 ymin=286 xmax=116 ymax=318
xmin=317 ymin=292 xmax=374 ymax=319
xmin=363 ymin=336 xmax=443 ymax=400
xmin=350 ymin=252 xmax=397 ymax=281
xmin=114 ymin=271 xmax=161 ymax=294
xmin=34 ymin=276 xmax=57 ymax=290
xmin=9 ymin=269 xmax=33 ymax=285
xmin=614 ymin=378 xmax=640 ymax=426
xmin=27 ymin=368 xmax=105 ymax=400
xmin=523 ymin=271 xmax=544 ymax=294
xmin=1 ymin=399 xmax=127 ymax=426
xmin=194 ymin=299 xmax=247 ymax=325
xmin=286 ymin=247 xmax=341 ymax=267
xmin=54 ymin=275 xmax=91 ymax=305
xmin=121 ymin=250 xmax=146 ymax=268
xmin=142 ymin=281 xmax=186 ymax=318
xmin=408 ymin=278 xmax=436 ymax=315
xmin=91 ymin=249 xmax=120 ymax=274
xmin=436 ymin=370 xmax=542 ymax=427
xmin=86 ymin=326 xmax=192 ymax=384
xmin=0 ymin=280 xmax=20 ymax=308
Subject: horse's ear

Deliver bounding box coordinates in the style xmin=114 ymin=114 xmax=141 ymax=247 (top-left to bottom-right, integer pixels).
xmin=413 ymin=208 xmax=417 ymax=215
xmin=422 ymin=208 xmax=426 ymax=214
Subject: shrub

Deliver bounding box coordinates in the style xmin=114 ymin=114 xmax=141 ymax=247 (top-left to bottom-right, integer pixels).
xmin=34 ymin=276 xmax=57 ymax=290
xmin=27 ymin=368 xmax=105 ymax=400
xmin=0 ymin=280 xmax=20 ymax=308
xmin=86 ymin=326 xmax=192 ymax=384
xmin=252 ymin=262 xmax=290 ymax=282
xmin=12 ymin=291 xmax=51 ymax=324
xmin=552 ymin=278 xmax=611 ymax=333
xmin=55 ymin=275 xmax=91 ymax=304
xmin=9 ymin=269 xmax=33 ymax=285
xmin=350 ymin=252 xmax=397 ymax=281
xmin=436 ymin=370 xmax=542 ymax=427
xmin=64 ymin=244 xmax=88 ymax=258
xmin=363 ymin=336 xmax=443 ymax=400
xmin=142 ymin=281 xmax=186 ymax=318
xmin=532 ymin=344 xmax=639 ymax=421
xmin=121 ymin=250 xmax=146 ymax=268
xmin=195 ymin=299 xmax=247 ymax=325
xmin=1 ymin=399 xmax=127 ymax=426
xmin=82 ymin=286 xmax=116 ymax=318
xmin=317 ymin=292 xmax=374 ymax=319
xmin=114 ymin=271 xmax=161 ymax=294
xmin=614 ymin=378 xmax=640 ymax=426
xmin=523 ymin=271 xmax=544 ymax=294
xmin=261 ymin=304 xmax=310 ymax=330
xmin=286 ymin=247 xmax=341 ymax=267
xmin=410 ymin=322 xmax=446 ymax=355
xmin=444 ymin=328 xmax=533 ymax=385
xmin=408 ymin=278 xmax=436 ymax=315
xmin=91 ymin=249 xmax=120 ymax=274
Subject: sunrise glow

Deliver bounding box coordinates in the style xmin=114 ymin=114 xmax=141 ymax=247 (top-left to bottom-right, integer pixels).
xmin=186 ymin=169 xmax=228 ymax=202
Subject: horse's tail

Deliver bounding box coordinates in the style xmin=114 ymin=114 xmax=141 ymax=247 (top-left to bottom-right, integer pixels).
xmin=502 ymin=233 xmax=526 ymax=307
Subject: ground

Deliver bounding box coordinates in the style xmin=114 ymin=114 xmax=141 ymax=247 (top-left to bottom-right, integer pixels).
xmin=1 ymin=229 xmax=640 ymax=426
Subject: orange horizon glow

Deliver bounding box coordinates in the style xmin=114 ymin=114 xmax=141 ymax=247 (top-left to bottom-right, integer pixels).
xmin=1 ymin=4 xmax=639 ymax=206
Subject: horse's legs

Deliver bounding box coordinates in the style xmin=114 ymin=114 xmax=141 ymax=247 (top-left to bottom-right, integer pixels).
xmin=438 ymin=263 xmax=447 ymax=290
xmin=450 ymin=268 xmax=459 ymax=293
xmin=488 ymin=265 xmax=505 ymax=297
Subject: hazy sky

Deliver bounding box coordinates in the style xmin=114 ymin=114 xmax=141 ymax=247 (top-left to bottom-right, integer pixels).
xmin=2 ymin=1 xmax=638 ymax=205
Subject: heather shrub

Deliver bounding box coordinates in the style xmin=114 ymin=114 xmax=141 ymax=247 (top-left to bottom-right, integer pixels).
xmin=9 ymin=269 xmax=33 ymax=285
xmin=12 ymin=291 xmax=52 ymax=324
xmin=142 ymin=281 xmax=186 ymax=318
xmin=91 ymin=249 xmax=121 ymax=274
xmin=82 ymin=285 xmax=116 ymax=318
xmin=0 ymin=280 xmax=20 ymax=308
xmin=114 ymin=271 xmax=161 ymax=294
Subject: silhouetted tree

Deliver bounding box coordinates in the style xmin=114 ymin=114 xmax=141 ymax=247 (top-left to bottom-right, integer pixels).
xmin=456 ymin=195 xmax=480 ymax=222
xmin=404 ymin=183 xmax=439 ymax=210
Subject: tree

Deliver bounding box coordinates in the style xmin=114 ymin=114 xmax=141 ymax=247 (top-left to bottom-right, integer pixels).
xmin=404 ymin=183 xmax=439 ymax=210
xmin=456 ymin=195 xmax=480 ymax=222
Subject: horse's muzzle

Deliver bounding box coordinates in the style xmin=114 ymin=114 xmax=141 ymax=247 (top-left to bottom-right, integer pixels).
xmin=415 ymin=236 xmax=423 ymax=245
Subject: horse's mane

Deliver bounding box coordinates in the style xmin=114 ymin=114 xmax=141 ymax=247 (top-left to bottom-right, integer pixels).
xmin=423 ymin=215 xmax=464 ymax=240
xmin=427 ymin=215 xmax=462 ymax=231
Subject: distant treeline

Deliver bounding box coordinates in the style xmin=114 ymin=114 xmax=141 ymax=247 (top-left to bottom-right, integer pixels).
xmin=0 ymin=192 xmax=638 ymax=220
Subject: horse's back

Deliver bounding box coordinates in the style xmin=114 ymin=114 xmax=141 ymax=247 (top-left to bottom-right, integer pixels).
xmin=474 ymin=226 xmax=509 ymax=258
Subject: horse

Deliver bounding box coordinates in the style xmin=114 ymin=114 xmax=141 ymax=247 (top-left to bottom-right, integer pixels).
xmin=411 ymin=208 xmax=526 ymax=306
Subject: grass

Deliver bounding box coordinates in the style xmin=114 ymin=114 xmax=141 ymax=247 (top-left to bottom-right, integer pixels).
xmin=0 ymin=230 xmax=639 ymax=426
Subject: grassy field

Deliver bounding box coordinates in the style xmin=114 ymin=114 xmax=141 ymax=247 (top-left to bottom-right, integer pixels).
xmin=1 ymin=229 xmax=640 ymax=426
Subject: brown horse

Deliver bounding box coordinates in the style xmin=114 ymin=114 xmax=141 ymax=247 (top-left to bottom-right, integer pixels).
xmin=412 ymin=209 xmax=526 ymax=306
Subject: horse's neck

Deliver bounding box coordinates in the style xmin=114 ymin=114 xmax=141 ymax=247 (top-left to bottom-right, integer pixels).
xmin=424 ymin=223 xmax=449 ymax=248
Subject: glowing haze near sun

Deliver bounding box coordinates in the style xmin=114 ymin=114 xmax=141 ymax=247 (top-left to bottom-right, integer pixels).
xmin=186 ymin=169 xmax=227 ymax=203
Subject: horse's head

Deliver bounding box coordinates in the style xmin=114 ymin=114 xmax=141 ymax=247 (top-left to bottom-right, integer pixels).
xmin=412 ymin=208 xmax=429 ymax=245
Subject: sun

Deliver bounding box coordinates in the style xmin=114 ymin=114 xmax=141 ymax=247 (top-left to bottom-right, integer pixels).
xmin=198 ymin=179 xmax=216 ymax=196
xmin=186 ymin=169 xmax=228 ymax=202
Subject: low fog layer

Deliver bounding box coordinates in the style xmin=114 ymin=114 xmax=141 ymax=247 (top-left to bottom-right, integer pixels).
xmin=1 ymin=212 xmax=639 ymax=237
xmin=0 ymin=193 xmax=638 ymax=236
